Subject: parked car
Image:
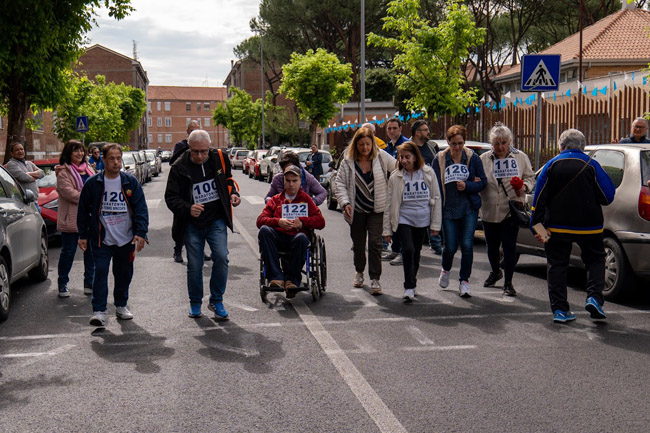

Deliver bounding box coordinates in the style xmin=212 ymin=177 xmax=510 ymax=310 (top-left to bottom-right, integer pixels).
xmin=138 ymin=150 xmax=152 ymax=183
xmin=432 ymin=140 xmax=492 ymax=156
xmin=122 ymin=152 xmax=142 ymax=184
xmin=324 ymin=155 xmax=344 ymax=210
xmin=249 ymin=149 xmax=268 ymax=179
xmin=0 ymin=165 xmax=49 ymax=321
xmin=232 ymin=149 xmax=250 ymax=169
xmin=161 ymin=150 xmax=172 ymax=162
xmin=259 ymin=146 xmax=284 ymax=182
xmin=144 ymin=150 xmax=162 ymax=177
xmin=227 ymin=147 xmax=246 ymax=166
xmin=515 ymin=143 xmax=650 ymax=300
xmin=242 ymin=151 xmax=255 ymax=174
xmin=271 ymin=148 xmax=310 ymax=179
xmin=294 ymin=149 xmax=333 ymax=182
xmin=34 ymin=158 xmax=60 ymax=238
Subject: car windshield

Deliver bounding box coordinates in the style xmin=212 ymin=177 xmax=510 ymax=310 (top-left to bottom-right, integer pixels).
xmin=237 ymin=150 xmax=248 ymax=156
xmin=642 ymin=150 xmax=650 ymax=186
xmin=122 ymin=154 xmax=135 ymax=166
xmin=145 ymin=153 xmax=154 ymax=161
xmin=36 ymin=167 xmax=57 ymax=188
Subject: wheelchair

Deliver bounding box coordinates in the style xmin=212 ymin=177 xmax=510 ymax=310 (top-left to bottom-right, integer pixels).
xmin=259 ymin=230 xmax=327 ymax=303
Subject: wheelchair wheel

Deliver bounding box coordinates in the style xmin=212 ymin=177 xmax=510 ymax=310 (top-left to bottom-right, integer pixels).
xmin=318 ymin=238 xmax=327 ymax=292
xmin=259 ymin=259 xmax=268 ymax=304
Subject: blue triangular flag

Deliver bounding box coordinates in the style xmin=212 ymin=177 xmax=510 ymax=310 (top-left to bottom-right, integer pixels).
xmin=632 ymin=72 xmax=635 ymax=81
xmin=600 ymin=86 xmax=607 ymax=95
xmin=583 ymin=86 xmax=587 ymax=95
xmin=591 ymin=87 xmax=598 ymax=97
xmin=644 ymin=77 xmax=647 ymax=86
xmin=553 ymin=93 xmax=556 ymax=101
xmin=566 ymin=88 xmax=571 ymax=98
xmin=613 ymin=81 xmax=617 ymax=91
xmin=475 ymin=107 xmax=479 ymax=113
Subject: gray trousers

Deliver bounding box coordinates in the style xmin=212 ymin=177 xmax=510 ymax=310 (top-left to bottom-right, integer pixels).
xmin=350 ymin=211 xmax=383 ymax=280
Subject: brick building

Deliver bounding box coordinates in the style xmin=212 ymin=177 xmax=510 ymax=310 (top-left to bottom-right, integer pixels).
xmin=147 ymin=86 xmax=228 ymax=150
xmin=75 ymin=44 xmax=149 ymax=148
xmin=0 ymin=111 xmax=60 ymax=161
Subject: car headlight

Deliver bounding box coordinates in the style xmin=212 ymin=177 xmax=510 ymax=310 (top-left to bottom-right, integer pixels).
xmin=43 ymin=198 xmax=58 ymax=210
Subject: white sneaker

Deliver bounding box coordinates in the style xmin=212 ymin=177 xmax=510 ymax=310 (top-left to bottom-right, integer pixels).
xmin=353 ymin=272 xmax=364 ymax=288
xmin=438 ymin=270 xmax=450 ymax=288
xmin=116 ymin=306 xmax=134 ymax=320
xmin=389 ymin=254 xmax=403 ymax=266
xmin=382 ymin=251 xmax=399 ymax=261
xmin=403 ymin=289 xmax=415 ymax=303
xmin=459 ymin=280 xmax=471 ymax=298
xmin=89 ymin=311 xmax=107 ymax=327
xmin=370 ymin=279 xmax=382 ymax=295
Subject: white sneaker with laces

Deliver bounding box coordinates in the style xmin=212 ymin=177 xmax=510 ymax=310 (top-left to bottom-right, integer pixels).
xmin=403 ymin=289 xmax=415 ymax=302
xmin=89 ymin=311 xmax=107 ymax=327
xmin=370 ymin=279 xmax=382 ymax=295
xmin=438 ymin=269 xmax=450 ymax=288
xmin=353 ymin=272 xmax=364 ymax=288
xmin=459 ymin=280 xmax=471 ymax=298
xmin=389 ymin=254 xmax=403 ymax=266
xmin=116 ymin=306 xmax=134 ymax=320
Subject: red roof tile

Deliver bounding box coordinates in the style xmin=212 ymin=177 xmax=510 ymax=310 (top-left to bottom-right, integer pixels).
xmin=148 ymin=85 xmax=227 ymax=101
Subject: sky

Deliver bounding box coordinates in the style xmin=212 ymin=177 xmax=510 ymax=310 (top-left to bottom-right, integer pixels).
xmin=86 ymin=0 xmax=261 ymax=87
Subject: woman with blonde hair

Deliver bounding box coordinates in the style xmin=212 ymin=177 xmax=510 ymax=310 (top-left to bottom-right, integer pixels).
xmin=335 ymin=127 xmax=396 ymax=295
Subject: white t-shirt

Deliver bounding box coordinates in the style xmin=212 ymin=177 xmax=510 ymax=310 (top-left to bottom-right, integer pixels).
xmin=100 ymin=175 xmax=133 ymax=246
xmin=398 ymin=169 xmax=431 ymax=228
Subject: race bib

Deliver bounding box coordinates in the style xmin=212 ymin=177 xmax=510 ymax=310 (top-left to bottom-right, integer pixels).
xmin=101 ymin=212 xmax=129 ymax=227
xmin=403 ymin=180 xmax=430 ymax=201
xmin=282 ymin=203 xmax=308 ymax=219
xmin=444 ymin=164 xmax=469 ymax=183
xmin=192 ymin=179 xmax=219 ymax=204
xmin=102 ymin=191 xmax=127 ymax=212
xmin=493 ymin=158 xmax=519 ymax=179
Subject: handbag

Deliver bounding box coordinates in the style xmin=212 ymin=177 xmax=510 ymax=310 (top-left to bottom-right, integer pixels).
xmin=498 ymin=179 xmax=531 ymax=228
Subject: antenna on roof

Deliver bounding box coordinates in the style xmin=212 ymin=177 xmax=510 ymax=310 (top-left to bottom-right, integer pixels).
xmin=203 ymin=75 xmax=209 ymax=86
xmin=132 ymin=40 xmax=138 ymax=60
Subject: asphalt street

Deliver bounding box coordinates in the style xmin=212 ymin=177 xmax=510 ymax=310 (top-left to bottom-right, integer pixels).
xmin=2 ymin=165 xmax=650 ymax=432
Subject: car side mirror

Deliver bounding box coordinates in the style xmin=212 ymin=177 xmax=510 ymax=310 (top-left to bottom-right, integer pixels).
xmin=24 ymin=189 xmax=36 ymax=203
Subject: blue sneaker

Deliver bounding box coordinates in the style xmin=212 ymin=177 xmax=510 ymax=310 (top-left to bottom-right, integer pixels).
xmin=585 ymin=297 xmax=607 ymax=320
xmin=188 ymin=304 xmax=202 ymax=318
xmin=58 ymin=287 xmax=70 ymax=298
xmin=553 ymin=310 xmax=576 ymax=323
xmin=212 ymin=302 xmax=229 ymax=320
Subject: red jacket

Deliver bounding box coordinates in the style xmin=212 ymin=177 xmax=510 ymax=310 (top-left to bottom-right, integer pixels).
xmin=256 ymin=189 xmax=325 ymax=235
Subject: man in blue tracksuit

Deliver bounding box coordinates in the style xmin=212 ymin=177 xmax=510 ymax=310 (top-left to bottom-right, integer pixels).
xmin=531 ymin=129 xmax=615 ymax=323
xmin=78 ymin=143 xmax=149 ymax=328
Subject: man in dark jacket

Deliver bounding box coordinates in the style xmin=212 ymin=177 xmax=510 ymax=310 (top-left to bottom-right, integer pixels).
xmin=305 ymin=144 xmax=323 ymax=179
xmin=165 ymin=130 xmax=241 ymax=320
xmin=169 ymin=119 xmax=201 ymax=262
xmin=384 ymin=117 xmax=408 ymax=158
xmin=78 ymin=143 xmax=149 ymax=328
xmin=619 ymin=117 xmax=650 ymax=144
xmin=532 ymin=128 xmax=615 ymax=323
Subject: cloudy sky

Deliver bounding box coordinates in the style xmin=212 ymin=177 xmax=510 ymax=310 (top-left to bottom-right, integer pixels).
xmin=86 ymin=0 xmax=260 ymax=87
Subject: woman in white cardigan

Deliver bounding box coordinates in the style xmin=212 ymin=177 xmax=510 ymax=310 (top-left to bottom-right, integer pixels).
xmin=383 ymin=141 xmax=442 ymax=302
xmin=335 ymin=127 xmax=396 ymax=295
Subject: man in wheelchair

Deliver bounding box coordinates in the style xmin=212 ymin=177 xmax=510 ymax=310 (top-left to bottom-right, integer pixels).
xmin=257 ymin=165 xmax=326 ymax=298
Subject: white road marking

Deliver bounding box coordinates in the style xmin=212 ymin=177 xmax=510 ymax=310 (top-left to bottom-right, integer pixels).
xmin=294 ymin=300 xmax=407 ymax=433
xmin=0 ymin=344 xmax=76 ymax=359
xmin=243 ymin=195 xmax=265 ymax=205
xmin=407 ymin=326 xmax=435 ymax=345
xmin=224 ymin=300 xmax=258 ymax=312
xmin=401 ymin=345 xmax=476 ymax=352
xmin=146 ymin=199 xmax=161 ymax=208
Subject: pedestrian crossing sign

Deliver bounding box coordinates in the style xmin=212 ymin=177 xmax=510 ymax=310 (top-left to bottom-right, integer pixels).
xmin=521 ymin=54 xmax=561 ymax=92
xmin=76 ymin=115 xmax=89 ymax=132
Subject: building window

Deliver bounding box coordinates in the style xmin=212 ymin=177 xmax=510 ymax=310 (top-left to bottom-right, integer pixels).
xmin=157 ymin=117 xmax=162 ymax=127
xmin=148 ymin=134 xmax=153 ymax=143
xmin=0 ymin=117 xmax=3 ymax=129
xmin=186 ymin=102 xmax=191 ymax=111
xmin=164 ymin=101 xmax=171 ymax=111
xmin=165 ymin=117 xmax=172 ymax=127
xmin=156 ymin=101 xmax=161 ymax=111
xmin=204 ymin=117 xmax=210 ymax=127
xmin=186 ymin=117 xmax=191 ymax=125
xmin=165 ymin=134 xmax=172 ymax=143
xmin=147 ymin=117 xmax=152 ymax=127
xmin=197 ymin=102 xmax=201 ymax=111
xmin=157 ymin=134 xmax=163 ymax=143
xmin=204 ymin=102 xmax=210 ymax=111
xmin=147 ymin=102 xmax=151 ymax=112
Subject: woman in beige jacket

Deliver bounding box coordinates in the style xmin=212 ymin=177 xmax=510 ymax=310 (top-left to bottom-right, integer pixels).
xmin=479 ymin=124 xmax=535 ymax=296
xmin=56 ymin=140 xmax=96 ymax=298
xmin=383 ymin=142 xmax=442 ymax=302
xmin=335 ymin=127 xmax=396 ymax=295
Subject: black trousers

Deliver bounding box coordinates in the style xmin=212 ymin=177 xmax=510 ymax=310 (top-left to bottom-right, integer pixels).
xmin=172 ymin=213 xmax=184 ymax=250
xmin=396 ymin=224 xmax=427 ymax=289
xmin=544 ymin=232 xmax=606 ymax=312
xmin=483 ymin=219 xmax=519 ymax=284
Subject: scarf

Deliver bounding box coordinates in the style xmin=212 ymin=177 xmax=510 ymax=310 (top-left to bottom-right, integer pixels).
xmin=69 ymin=163 xmax=86 ymax=191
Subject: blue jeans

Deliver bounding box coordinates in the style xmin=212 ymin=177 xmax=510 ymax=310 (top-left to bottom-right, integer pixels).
xmin=58 ymin=232 xmax=94 ymax=289
xmin=441 ymin=209 xmax=478 ymax=282
xmin=185 ymin=219 xmax=229 ymax=305
xmin=258 ymin=226 xmax=310 ymax=286
xmin=91 ymin=242 xmax=135 ymax=312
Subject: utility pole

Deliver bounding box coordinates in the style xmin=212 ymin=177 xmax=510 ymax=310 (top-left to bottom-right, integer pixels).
xmin=360 ymin=0 xmax=365 ymax=124
xmin=260 ymin=32 xmax=265 ymax=149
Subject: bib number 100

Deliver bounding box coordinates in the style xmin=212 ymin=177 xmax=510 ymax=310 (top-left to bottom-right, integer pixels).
xmin=194 ymin=180 xmax=217 ymax=195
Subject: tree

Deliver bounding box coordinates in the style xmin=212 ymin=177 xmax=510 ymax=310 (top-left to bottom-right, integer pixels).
xmin=368 ymin=0 xmax=485 ymax=119
xmin=213 ymin=87 xmax=262 ymax=148
xmin=278 ymin=48 xmax=353 ymax=145
xmin=365 ymin=68 xmax=397 ymax=102
xmin=0 ymin=0 xmax=133 ymax=162
xmin=54 ymin=75 xmax=146 ymax=144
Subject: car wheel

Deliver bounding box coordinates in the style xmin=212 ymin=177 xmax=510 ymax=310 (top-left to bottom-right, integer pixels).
xmin=603 ymin=236 xmax=632 ymax=301
xmin=28 ymin=233 xmax=49 ymax=282
xmin=0 ymin=256 xmax=10 ymax=321
xmin=327 ymin=186 xmax=337 ymax=210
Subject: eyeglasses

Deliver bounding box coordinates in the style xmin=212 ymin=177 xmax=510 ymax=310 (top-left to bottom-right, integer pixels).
xmin=190 ymin=149 xmax=209 ymax=155
xmin=449 ymin=142 xmax=464 ymax=147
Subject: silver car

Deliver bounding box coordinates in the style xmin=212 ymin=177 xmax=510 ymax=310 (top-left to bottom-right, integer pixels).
xmin=0 ymin=165 xmax=49 ymax=321
xmin=145 ymin=150 xmax=162 ymax=177
xmin=516 ymin=143 xmax=650 ymax=300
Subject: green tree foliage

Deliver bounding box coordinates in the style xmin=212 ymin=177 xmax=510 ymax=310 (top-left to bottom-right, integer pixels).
xmin=279 ymin=48 xmax=353 ymax=145
xmin=261 ymin=91 xmax=300 ymax=146
xmin=368 ymin=0 xmax=485 ymax=118
xmin=54 ymin=75 xmax=146 ymax=144
xmin=213 ymin=87 xmax=262 ymax=149
xmin=365 ymin=68 xmax=397 ymax=102
xmin=0 ymin=0 xmax=133 ymax=161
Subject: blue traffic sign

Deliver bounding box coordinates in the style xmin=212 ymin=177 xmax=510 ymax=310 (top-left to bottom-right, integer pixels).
xmin=76 ymin=116 xmax=89 ymax=133
xmin=521 ymin=54 xmax=561 ymax=92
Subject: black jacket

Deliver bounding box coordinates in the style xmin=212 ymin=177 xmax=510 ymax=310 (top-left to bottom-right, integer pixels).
xmin=165 ymin=149 xmax=239 ymax=232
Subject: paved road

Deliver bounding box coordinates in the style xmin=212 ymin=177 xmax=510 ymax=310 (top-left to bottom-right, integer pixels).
xmin=2 ymin=166 xmax=650 ymax=432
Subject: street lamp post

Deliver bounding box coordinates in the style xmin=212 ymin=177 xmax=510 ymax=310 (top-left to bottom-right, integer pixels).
xmin=260 ymin=32 xmax=265 ymax=149
xmin=360 ymin=0 xmax=365 ymax=124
